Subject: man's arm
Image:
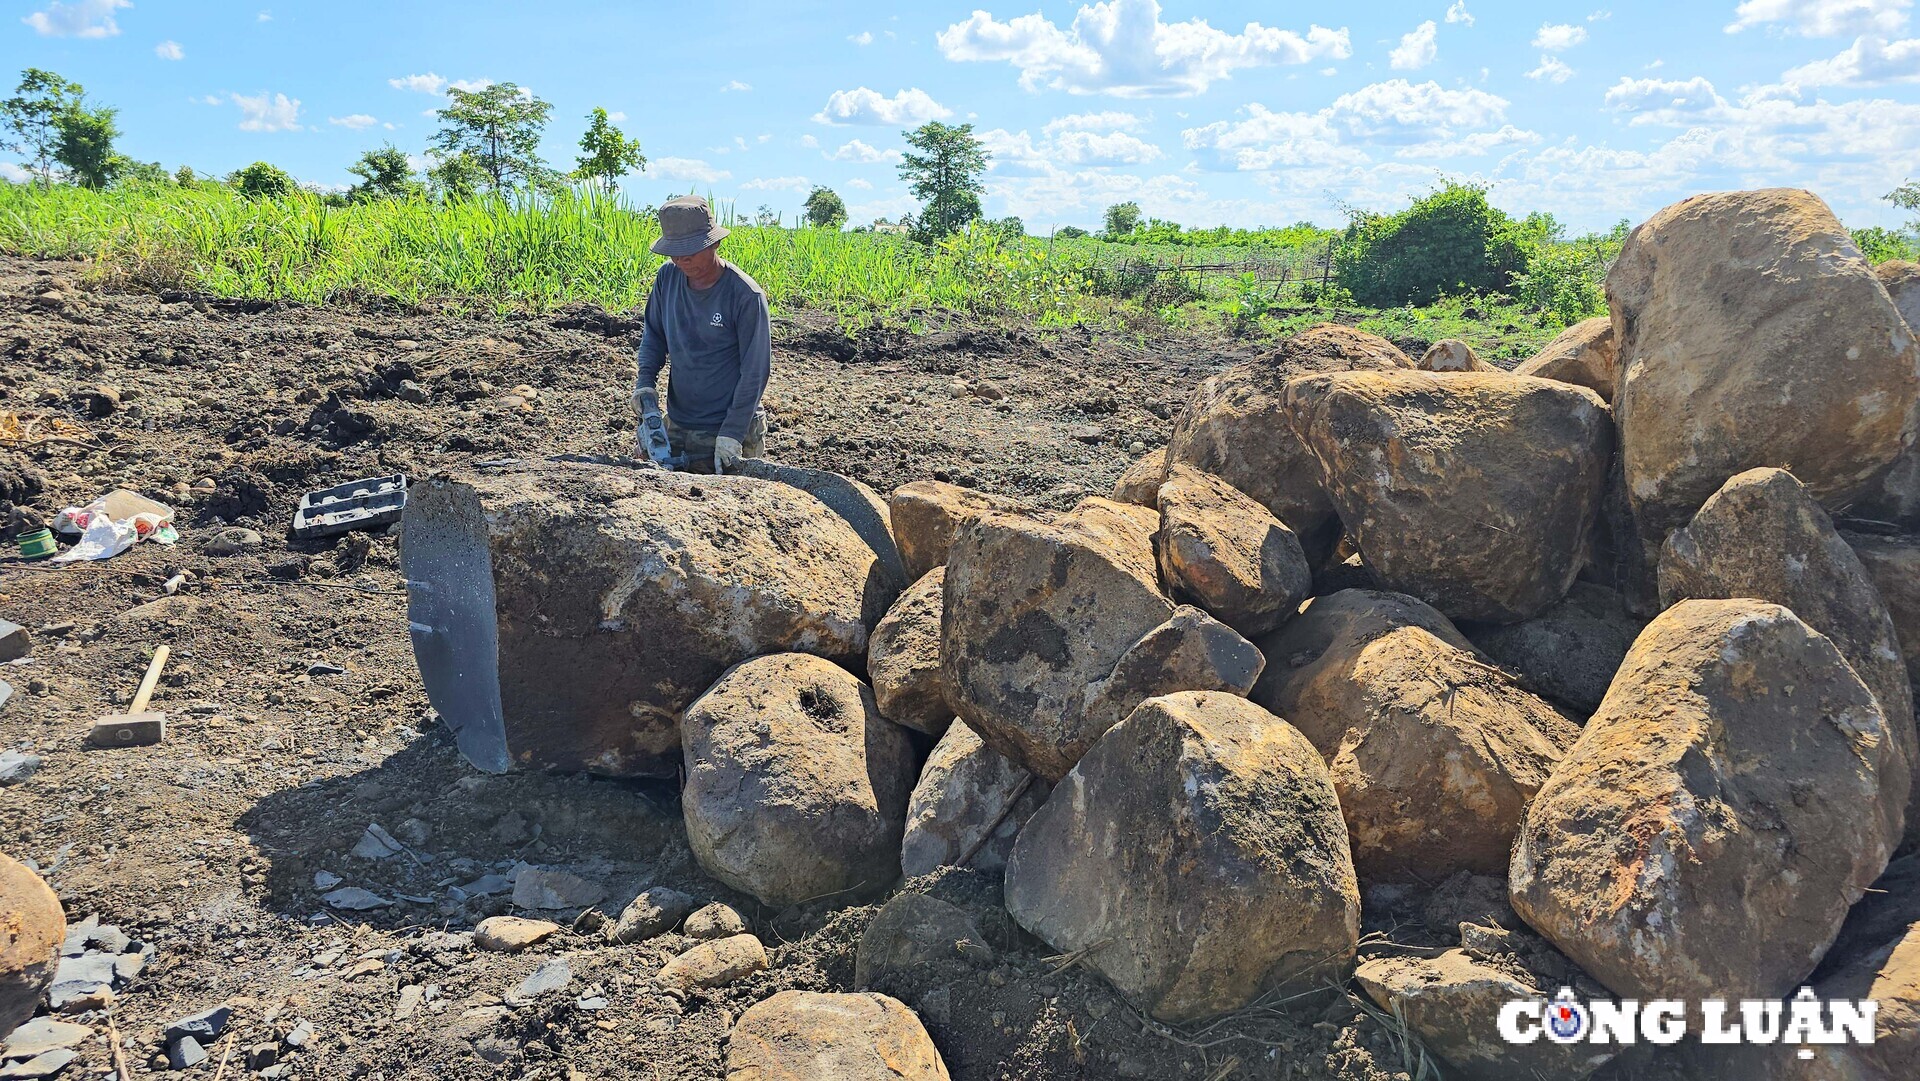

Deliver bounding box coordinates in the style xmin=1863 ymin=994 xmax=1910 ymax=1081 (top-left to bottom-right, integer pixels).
xmin=633 ymin=277 xmax=669 ymax=408
xmin=719 ymin=289 xmax=772 ymax=443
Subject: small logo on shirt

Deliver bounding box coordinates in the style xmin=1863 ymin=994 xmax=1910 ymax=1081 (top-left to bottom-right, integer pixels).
xmin=709 ymin=312 xmax=724 ymax=327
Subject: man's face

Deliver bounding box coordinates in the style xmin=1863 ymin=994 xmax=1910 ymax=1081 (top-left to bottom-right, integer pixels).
xmin=671 ymin=243 xmax=721 ymax=277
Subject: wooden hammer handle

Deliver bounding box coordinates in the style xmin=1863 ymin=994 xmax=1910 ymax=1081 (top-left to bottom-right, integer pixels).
xmin=129 ymin=645 xmax=170 ymax=714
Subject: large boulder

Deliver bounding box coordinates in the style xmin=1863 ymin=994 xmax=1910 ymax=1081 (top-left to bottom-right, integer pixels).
xmin=1285 ymin=371 xmax=1613 ymax=623
xmin=729 ymin=459 xmax=909 ymax=589
xmin=1416 ymin=339 xmax=1494 ymax=372
xmin=726 ymin=991 xmax=950 ymax=1081
xmin=1355 ymin=951 xmax=1616 ymax=1081
xmin=1463 ymin=582 xmax=1644 ymax=716
xmin=1510 ymin=600 xmax=1900 ymax=1002
xmin=1080 ymin=605 xmax=1265 ymax=733
xmin=1882 ymin=259 xmax=1920 ymax=330
xmin=942 ymin=505 xmax=1173 ymax=780
xmin=889 ymin=481 xmax=1022 ymax=582
xmin=402 ymin=459 xmax=895 ymax=776
xmin=1 ymin=854 xmax=64 ymax=1034
xmin=1252 ymin=589 xmax=1575 ymax=883
xmin=1844 ymin=529 xmax=1920 ymax=688
xmin=1154 ymin=467 xmax=1312 ymax=637
xmin=1511 ymin=317 xmax=1617 ymax=402
xmin=1853 ymin=262 xmax=1920 ymax=527
xmin=681 ymin=654 xmax=917 ymax=906
xmin=1608 ymin=189 xmax=1920 ymax=552
xmin=1110 ymin=447 xmax=1168 ymax=506
xmin=1163 ymin=324 xmax=1411 ymax=564
xmin=1005 ymin=691 xmax=1360 ymax=1022
xmin=866 ymin=569 xmax=951 ymax=736
xmin=899 ymin=724 xmax=1049 ymax=879
xmin=1660 ymin=467 xmax=1915 ymax=843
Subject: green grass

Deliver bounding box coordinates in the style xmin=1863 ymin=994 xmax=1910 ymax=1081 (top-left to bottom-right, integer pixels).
xmin=0 ymin=179 xmax=1574 ymax=354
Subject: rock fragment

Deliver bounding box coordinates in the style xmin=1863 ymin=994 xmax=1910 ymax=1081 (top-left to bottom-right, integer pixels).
xmin=1154 ymin=467 xmax=1311 ymax=636
xmin=472 ymin=917 xmax=559 ymax=953
xmin=658 ymin=934 xmax=768 ymax=992
xmin=725 ymin=991 xmax=950 ymax=1081
xmin=866 ymin=568 xmax=952 ymax=735
xmin=900 ymin=723 xmax=1049 ymax=879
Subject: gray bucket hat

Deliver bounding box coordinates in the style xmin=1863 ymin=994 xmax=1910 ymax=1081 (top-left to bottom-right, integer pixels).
xmin=652 ymin=195 xmax=729 ymax=257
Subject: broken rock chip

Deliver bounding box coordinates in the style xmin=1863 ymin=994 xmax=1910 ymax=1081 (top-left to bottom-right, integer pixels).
xmin=942 ymin=505 xmax=1173 ymax=781
xmin=1511 ymin=600 xmax=1900 ymax=1002
xmin=888 ymin=480 xmax=1023 ymax=582
xmin=1286 ymin=370 xmax=1612 ymax=623
xmin=658 ymin=934 xmax=768 ymax=993
xmin=1006 ymin=691 xmax=1360 ymax=1023
xmin=1660 ymin=467 xmax=1917 ymax=844
xmin=472 ymin=916 xmax=559 ymax=953
xmin=1154 ymin=467 xmax=1312 ymax=637
xmin=1610 ymin=188 xmax=1919 ymax=549
xmin=1252 ymin=589 xmax=1575 ymax=883
xmin=510 ymin=866 xmax=607 ymax=911
xmin=682 ymin=654 xmax=917 ymax=906
xmin=2 ymin=857 xmax=66 ymax=1035
xmin=866 ymin=568 xmax=953 ymax=735
xmin=899 ymin=723 xmax=1049 ymax=879
xmin=725 ymin=990 xmax=950 ymax=1081
xmin=320 ymin=887 xmax=391 ymax=912
xmin=402 ymin=459 xmax=891 ymax=776
xmin=1355 ymin=951 xmax=1616 ymax=1081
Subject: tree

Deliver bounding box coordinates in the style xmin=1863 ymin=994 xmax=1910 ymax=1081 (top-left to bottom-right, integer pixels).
xmin=754 ymin=204 xmax=781 ymax=227
xmin=174 ymin=164 xmax=196 ymax=186
xmin=428 ymin=152 xmax=486 ymax=200
xmin=347 ymin=143 xmax=415 ymax=200
xmin=1055 ymin=225 xmax=1089 ymax=239
xmin=1 ymin=69 xmax=83 ymax=188
xmin=1102 ymin=201 xmax=1142 ymax=238
xmin=572 ymin=107 xmax=644 ymax=192
xmin=52 ymin=101 xmax=120 ymax=189
xmin=803 ymin=186 xmax=847 ymax=228
xmin=898 ymin=121 xmax=987 ymax=241
xmin=1889 ymin=180 xmax=1920 ymax=214
xmin=1335 ymin=181 xmax=1533 ymax=306
xmin=431 ymin=82 xmax=554 ymax=193
xmin=988 ymin=216 xmax=1024 ymax=240
xmin=231 ymin=161 xmax=295 ymax=199
xmin=117 ymin=159 xmax=169 ymax=185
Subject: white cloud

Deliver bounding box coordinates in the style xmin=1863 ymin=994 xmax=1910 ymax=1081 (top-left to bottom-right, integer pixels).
xmin=984 ymin=126 xmax=1165 ymax=172
xmin=1390 ymin=21 xmax=1438 ymax=70
xmin=721 ymin=80 xmax=752 ymax=92
xmin=232 ymin=91 xmax=303 ymax=132
xmin=1782 ymin=34 xmax=1920 ymax=84
xmin=0 ymin=162 xmax=30 ymax=182
xmin=389 ymin=73 xmax=447 ymax=94
xmin=1533 ymin=23 xmax=1589 ymax=50
xmin=1330 ymin=79 xmax=1509 ymax=139
xmin=1589 ymin=8 xmax=1613 ymax=19
xmin=1527 ymin=55 xmax=1576 ymax=82
xmin=1044 ymin=110 xmax=1144 ymax=134
xmin=742 ymin=176 xmax=812 ymax=193
xmin=936 ymin=0 xmax=1352 ymax=97
xmin=652 ymin=157 xmax=731 ymax=183
xmin=1393 ymin=123 xmax=1541 ymax=158
xmin=849 ymin=31 xmax=873 ymax=45
xmin=847 ymin=177 xmax=874 ymax=190
xmin=1726 ymin=0 xmax=1911 ymax=36
xmin=813 ymin=87 xmax=952 ymax=126
xmin=448 ymin=78 xmax=494 ymax=93
xmin=1446 ymin=2 xmax=1475 ymax=26
xmin=22 ymin=0 xmax=129 ymax=38
xmin=155 ymin=40 xmax=185 ymax=60
xmin=1181 ymin=80 xmax=1514 ymax=171
xmin=608 ymin=111 xmax=627 ymax=122
xmin=328 ymin=114 xmax=378 ymax=130
xmin=196 ymin=94 xmax=222 ymax=106
xmin=1605 ymin=75 xmax=1731 ymax=121
xmin=257 ymin=10 xmax=271 ymax=21
xmin=829 ymin=139 xmax=901 ymax=163
xmin=799 ymin=134 xmax=819 ymax=149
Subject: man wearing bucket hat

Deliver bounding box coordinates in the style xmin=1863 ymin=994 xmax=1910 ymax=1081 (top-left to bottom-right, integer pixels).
xmin=633 ymin=194 xmax=771 ymax=473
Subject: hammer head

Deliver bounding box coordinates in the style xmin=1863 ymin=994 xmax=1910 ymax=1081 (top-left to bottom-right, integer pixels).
xmin=88 ymin=711 xmax=166 ymax=748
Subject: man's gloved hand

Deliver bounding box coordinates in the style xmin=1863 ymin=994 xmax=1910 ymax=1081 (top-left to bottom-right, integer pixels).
xmin=714 ymin=436 xmax=744 ymax=472
xmin=633 ymin=386 xmax=658 ymax=415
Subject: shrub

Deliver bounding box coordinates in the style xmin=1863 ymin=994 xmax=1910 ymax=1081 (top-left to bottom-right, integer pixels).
xmin=1336 ymin=181 xmax=1526 ymax=307
xmin=231 ymin=161 xmax=295 ymax=200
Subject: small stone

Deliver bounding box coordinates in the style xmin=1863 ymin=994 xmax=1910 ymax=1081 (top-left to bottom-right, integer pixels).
xmin=510 ymin=867 xmax=607 ymax=910
xmin=682 ymin=903 xmax=746 ymax=941
xmin=609 ymin=887 xmax=697 ymax=944
xmin=657 ymin=934 xmax=768 ymax=992
xmin=726 ymin=991 xmax=949 ymax=1080
xmin=0 ymin=1049 xmax=77 ymax=1079
xmin=0 ymin=752 xmax=40 ymax=786
xmin=507 ymin=959 xmax=572 ymax=1004
xmin=164 ymin=1005 xmax=231 ymax=1044
xmin=206 ymin=527 xmax=263 ymax=556
xmin=397 ymin=380 xmax=430 ymax=404
xmin=320 ymin=887 xmax=391 ymax=911
xmin=350 ymin=824 xmax=405 ymax=860
xmin=1070 ymin=424 xmax=1107 ymax=443
xmin=282 ymin=1019 xmax=313 ymax=1048
xmin=395 ymin=818 xmax=431 ymax=846
xmin=245 ymin=1044 xmax=279 ymax=1070
xmin=311 ymin=870 xmax=342 ymax=891
xmin=168 ymin=1036 xmax=207 ymax=1070
xmin=0 ymin=1018 xmax=91 ymax=1060
xmin=855 ymin=893 xmax=993 ymax=988
xmin=473 ymin=916 xmax=559 ymax=953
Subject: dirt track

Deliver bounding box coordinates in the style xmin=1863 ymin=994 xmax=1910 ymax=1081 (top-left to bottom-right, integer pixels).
xmin=0 ymin=255 xmax=1675 ymax=1080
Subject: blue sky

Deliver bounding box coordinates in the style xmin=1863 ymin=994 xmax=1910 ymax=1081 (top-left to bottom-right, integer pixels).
xmin=6 ymin=0 xmax=1920 ymax=233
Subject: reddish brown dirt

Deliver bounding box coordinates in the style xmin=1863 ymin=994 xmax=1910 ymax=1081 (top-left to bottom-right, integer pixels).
xmin=0 ymin=255 xmax=1688 ymax=1080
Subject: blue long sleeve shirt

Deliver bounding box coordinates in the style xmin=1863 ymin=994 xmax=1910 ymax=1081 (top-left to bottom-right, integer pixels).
xmin=634 ymin=259 xmax=771 ymax=442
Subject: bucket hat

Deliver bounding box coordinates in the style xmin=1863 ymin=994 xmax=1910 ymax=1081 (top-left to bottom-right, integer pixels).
xmin=652 ymin=195 xmax=730 ymax=257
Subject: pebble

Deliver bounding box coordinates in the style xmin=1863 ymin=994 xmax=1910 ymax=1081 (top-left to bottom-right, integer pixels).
xmin=473 ymin=916 xmax=559 ymax=953
xmin=320 ymin=886 xmax=392 ymax=911
xmin=656 ymin=934 xmax=768 ymax=992
xmin=682 ymin=903 xmax=746 ymax=941
xmin=609 ymin=886 xmax=697 ymax=944
xmin=283 ymin=1019 xmax=313 ymax=1048
xmin=0 ymin=751 xmax=40 ymax=786
xmin=206 ymin=528 xmax=263 ymax=556
xmin=507 ymin=959 xmax=572 ymax=1004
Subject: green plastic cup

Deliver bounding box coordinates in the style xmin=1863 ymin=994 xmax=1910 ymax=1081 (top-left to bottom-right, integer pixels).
xmin=16 ymin=527 xmax=54 ymax=560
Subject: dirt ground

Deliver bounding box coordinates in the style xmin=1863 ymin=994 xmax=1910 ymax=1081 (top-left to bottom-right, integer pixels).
xmin=0 ymin=255 xmax=1683 ymax=1080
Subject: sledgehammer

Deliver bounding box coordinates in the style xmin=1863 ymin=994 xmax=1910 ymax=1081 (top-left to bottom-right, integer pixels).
xmin=88 ymin=644 xmax=170 ymax=748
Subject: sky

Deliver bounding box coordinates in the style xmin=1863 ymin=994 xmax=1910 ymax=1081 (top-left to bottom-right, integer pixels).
xmin=5 ymin=0 xmax=1920 ymax=234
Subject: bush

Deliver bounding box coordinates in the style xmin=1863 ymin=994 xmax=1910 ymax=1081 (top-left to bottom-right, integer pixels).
xmin=1336 ymin=182 xmax=1529 ymax=307
xmin=231 ymin=161 xmax=295 ymax=200
xmin=1054 ymin=225 xmax=1088 ymax=239
xmin=1854 ymin=226 xmax=1920 ymax=264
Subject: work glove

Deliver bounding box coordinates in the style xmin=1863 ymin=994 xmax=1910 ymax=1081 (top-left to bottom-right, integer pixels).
xmin=714 ymin=436 xmax=744 ymax=472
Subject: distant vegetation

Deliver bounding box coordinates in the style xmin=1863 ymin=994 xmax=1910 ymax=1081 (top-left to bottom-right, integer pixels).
xmin=2 ymin=65 xmax=1917 ymax=353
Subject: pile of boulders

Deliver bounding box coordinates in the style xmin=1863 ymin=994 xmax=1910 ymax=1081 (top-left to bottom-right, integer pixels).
xmin=397 ymin=188 xmax=1920 ymax=1078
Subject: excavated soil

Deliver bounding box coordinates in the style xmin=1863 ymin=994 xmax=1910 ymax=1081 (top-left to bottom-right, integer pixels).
xmin=0 ymin=256 xmax=1685 ymax=1080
